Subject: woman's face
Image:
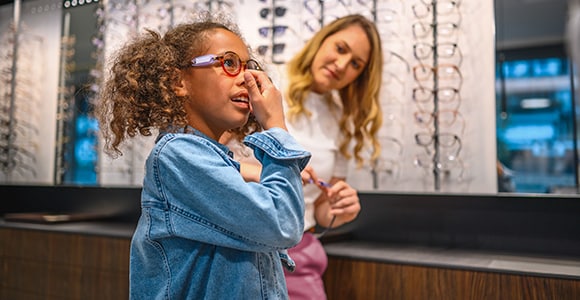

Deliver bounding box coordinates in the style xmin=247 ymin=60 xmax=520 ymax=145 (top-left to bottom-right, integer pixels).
xmin=310 ymin=24 xmax=371 ymax=94
xmin=178 ymin=28 xmax=254 ymax=140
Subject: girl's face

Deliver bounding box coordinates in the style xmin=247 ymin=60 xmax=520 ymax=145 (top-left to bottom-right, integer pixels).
xmin=310 ymin=24 xmax=371 ymax=94
xmin=177 ymin=28 xmax=254 ymax=140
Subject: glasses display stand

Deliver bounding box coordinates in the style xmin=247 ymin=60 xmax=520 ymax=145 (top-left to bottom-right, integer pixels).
xmin=411 ymin=0 xmax=464 ymax=191
xmin=0 ymin=0 xmax=43 ymax=184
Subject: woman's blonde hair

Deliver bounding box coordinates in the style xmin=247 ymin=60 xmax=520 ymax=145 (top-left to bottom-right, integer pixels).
xmin=285 ymin=14 xmax=383 ymax=167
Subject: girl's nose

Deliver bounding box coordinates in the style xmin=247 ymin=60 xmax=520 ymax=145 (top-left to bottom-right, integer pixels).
xmin=236 ymin=71 xmax=247 ymax=86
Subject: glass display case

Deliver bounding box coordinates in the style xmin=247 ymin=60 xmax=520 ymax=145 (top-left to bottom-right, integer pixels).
xmin=496 ymin=45 xmax=578 ymax=193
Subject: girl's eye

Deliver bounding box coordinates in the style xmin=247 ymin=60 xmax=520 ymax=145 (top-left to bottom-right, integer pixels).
xmin=223 ymin=58 xmax=236 ymax=68
xmin=350 ymin=60 xmax=361 ymax=70
xmin=336 ymin=44 xmax=346 ymax=54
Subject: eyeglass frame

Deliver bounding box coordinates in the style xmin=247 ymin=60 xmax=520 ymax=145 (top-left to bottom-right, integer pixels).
xmin=412 ymin=0 xmax=461 ymax=20
xmin=413 ymin=109 xmax=466 ymax=135
xmin=187 ymin=51 xmax=262 ymax=77
xmin=413 ymin=42 xmax=463 ymax=66
xmin=413 ymin=151 xmax=464 ymax=180
xmin=414 ymin=132 xmax=462 ymax=157
xmin=260 ymin=6 xmax=287 ymax=19
xmin=412 ymin=63 xmax=463 ymax=83
xmin=257 ymin=43 xmax=286 ymax=56
xmin=258 ymin=25 xmax=289 ymax=38
xmin=412 ymin=21 xmax=460 ymax=40
xmin=370 ymin=157 xmax=401 ymax=180
xmin=412 ymin=86 xmax=461 ymax=103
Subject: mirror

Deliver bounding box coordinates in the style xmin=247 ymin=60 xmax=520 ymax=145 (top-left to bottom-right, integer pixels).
xmin=494 ymin=0 xmax=578 ymax=193
xmin=0 ymin=0 xmax=63 ymax=185
xmin=0 ymin=0 xmax=577 ymax=195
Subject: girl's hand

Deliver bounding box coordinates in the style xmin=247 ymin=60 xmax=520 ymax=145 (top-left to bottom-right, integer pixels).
xmin=301 ymin=166 xmax=318 ymax=186
xmin=244 ymin=71 xmax=286 ymax=130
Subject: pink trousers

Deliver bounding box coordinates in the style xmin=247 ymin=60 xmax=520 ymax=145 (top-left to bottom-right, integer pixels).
xmin=284 ymin=232 xmax=328 ymax=300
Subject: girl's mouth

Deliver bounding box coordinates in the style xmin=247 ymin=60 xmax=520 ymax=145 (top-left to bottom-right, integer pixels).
xmin=231 ymin=97 xmax=249 ymax=104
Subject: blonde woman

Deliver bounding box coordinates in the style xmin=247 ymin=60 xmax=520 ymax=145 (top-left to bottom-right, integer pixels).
xmin=222 ymin=14 xmax=383 ymax=299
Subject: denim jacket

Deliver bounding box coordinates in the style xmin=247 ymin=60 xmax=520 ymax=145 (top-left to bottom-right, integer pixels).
xmin=129 ymin=127 xmax=311 ymax=300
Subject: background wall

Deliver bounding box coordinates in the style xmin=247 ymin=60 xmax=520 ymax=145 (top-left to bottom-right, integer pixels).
xmin=96 ymin=0 xmax=498 ymax=193
xmin=1 ymin=0 xmax=498 ymax=194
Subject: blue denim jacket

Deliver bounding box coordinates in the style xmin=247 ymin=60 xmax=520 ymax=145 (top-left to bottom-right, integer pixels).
xmin=129 ymin=127 xmax=311 ymax=300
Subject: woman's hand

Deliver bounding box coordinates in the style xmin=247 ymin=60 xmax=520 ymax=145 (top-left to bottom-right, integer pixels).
xmin=325 ymin=180 xmax=360 ymax=225
xmin=244 ymin=71 xmax=286 ymax=131
xmin=313 ymin=178 xmax=361 ymax=228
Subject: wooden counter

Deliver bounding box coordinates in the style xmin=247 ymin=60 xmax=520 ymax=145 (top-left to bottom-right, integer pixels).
xmin=322 ymin=241 xmax=580 ymax=299
xmin=2 ymin=186 xmax=580 ymax=299
xmin=2 ymin=221 xmax=580 ymax=300
xmin=0 ymin=226 xmax=131 ymax=300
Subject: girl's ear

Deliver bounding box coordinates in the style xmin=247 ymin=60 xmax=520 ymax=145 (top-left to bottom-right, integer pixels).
xmin=173 ymin=70 xmax=188 ymax=97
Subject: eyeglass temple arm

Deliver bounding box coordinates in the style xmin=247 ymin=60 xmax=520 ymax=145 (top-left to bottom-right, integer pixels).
xmin=191 ymin=54 xmax=217 ymax=67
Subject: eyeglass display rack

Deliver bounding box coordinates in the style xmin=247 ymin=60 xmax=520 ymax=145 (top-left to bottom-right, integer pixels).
xmin=0 ymin=0 xmax=42 ymax=183
xmin=430 ymin=0 xmax=443 ymax=191
xmin=263 ymin=0 xmax=288 ymax=65
xmin=413 ymin=0 xmax=462 ymax=191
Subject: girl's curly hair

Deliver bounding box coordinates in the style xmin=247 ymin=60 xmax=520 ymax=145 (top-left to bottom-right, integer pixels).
xmin=94 ymin=12 xmax=260 ymax=157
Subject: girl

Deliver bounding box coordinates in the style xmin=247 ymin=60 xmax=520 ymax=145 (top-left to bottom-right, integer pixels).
xmin=95 ymin=13 xmax=311 ymax=299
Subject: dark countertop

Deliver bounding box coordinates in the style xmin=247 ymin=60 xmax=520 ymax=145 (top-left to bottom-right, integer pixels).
xmin=0 ymin=218 xmax=136 ymax=239
xmin=323 ymin=240 xmax=580 ymax=280
xmin=2 ymin=218 xmax=579 ymax=280
xmin=2 ymin=186 xmax=580 ymax=281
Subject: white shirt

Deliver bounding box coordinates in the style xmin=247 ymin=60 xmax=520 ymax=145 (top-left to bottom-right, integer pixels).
xmin=286 ymin=90 xmax=348 ymax=230
xmin=227 ymin=87 xmax=348 ymax=231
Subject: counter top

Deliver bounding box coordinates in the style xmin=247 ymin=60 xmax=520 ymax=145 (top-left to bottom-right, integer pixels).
xmin=2 ymin=218 xmax=579 ymax=281
xmin=0 ymin=219 xmax=135 ymax=239
xmin=324 ymin=240 xmax=580 ymax=280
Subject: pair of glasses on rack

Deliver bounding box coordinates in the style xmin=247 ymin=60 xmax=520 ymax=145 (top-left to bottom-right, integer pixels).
xmin=195 ymin=0 xmax=235 ymax=13
xmin=412 ymin=22 xmax=459 ymax=40
xmin=350 ymin=7 xmax=399 ymax=23
xmin=0 ymin=118 xmax=39 ymax=136
xmin=413 ymin=151 xmax=464 ymax=181
xmin=413 ymin=63 xmax=462 ymax=83
xmin=186 ymin=51 xmax=262 ymax=77
xmin=258 ymin=25 xmax=289 ymax=38
xmin=412 ymin=88 xmax=461 ymax=112
xmin=413 ymin=109 xmax=466 ymax=135
xmin=260 ymin=6 xmax=287 ymax=18
xmin=413 ymin=42 xmax=462 ymax=65
xmin=304 ymin=17 xmax=336 ymax=33
xmin=304 ymin=0 xmax=351 ymax=15
xmin=415 ymin=132 xmax=462 ymax=158
xmin=412 ymin=86 xmax=460 ymax=103
xmin=371 ymin=157 xmax=401 ymax=183
xmin=257 ymin=44 xmax=285 ymax=56
xmin=412 ymin=0 xmax=461 ymax=19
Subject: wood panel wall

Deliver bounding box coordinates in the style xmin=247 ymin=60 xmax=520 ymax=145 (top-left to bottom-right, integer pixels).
xmin=324 ymin=257 xmax=580 ymax=300
xmin=2 ymin=227 xmax=580 ymax=300
xmin=0 ymin=228 xmax=130 ymax=300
